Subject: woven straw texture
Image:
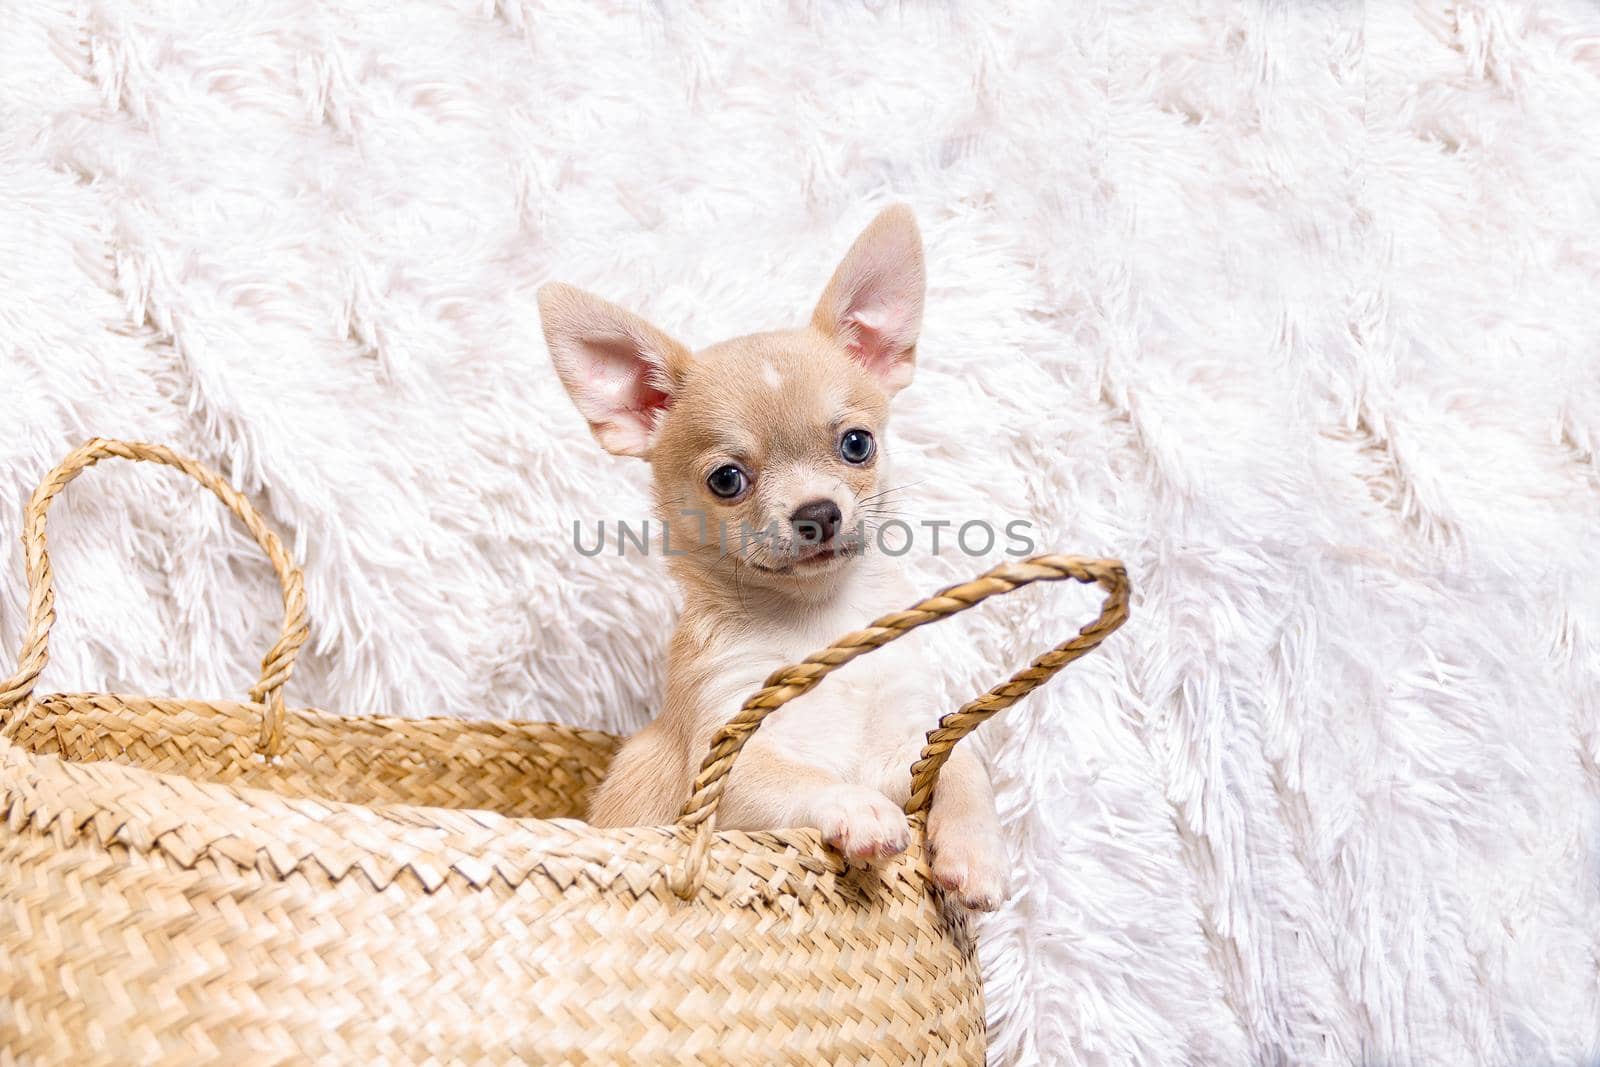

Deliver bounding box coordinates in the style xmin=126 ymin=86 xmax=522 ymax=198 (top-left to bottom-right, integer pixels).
xmin=0 ymin=440 xmax=1129 ymax=1065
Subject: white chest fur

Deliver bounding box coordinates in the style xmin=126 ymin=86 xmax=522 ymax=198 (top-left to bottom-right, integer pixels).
xmin=682 ymin=558 xmax=934 ymax=790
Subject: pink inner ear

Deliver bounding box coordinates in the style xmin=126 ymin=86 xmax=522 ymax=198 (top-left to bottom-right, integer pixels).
xmin=594 ymin=365 xmax=672 ymax=427
xmin=586 ymin=336 xmax=672 ymax=408
xmin=845 ymin=301 xmax=913 ymax=370
xmin=571 ymin=333 xmax=678 ymax=453
xmin=627 ymin=382 xmax=672 ymax=422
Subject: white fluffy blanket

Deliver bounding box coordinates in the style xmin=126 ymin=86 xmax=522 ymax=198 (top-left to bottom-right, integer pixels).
xmin=3 ymin=3 xmax=1598 ymax=1063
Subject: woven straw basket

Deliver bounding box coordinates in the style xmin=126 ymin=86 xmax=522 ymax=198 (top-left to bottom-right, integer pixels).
xmin=0 ymin=439 xmax=1129 ymax=1065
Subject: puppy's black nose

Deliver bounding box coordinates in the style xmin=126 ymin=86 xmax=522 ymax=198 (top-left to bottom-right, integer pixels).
xmin=791 ymin=499 xmax=843 ymax=545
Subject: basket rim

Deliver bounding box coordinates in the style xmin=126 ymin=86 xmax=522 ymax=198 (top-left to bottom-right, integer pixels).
xmin=15 ymin=690 xmax=625 ymax=750
xmin=0 ymin=692 xmax=923 ymax=907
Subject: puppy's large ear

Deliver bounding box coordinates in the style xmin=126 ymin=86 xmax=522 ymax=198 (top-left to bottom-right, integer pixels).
xmin=538 ymin=283 xmax=692 ymax=457
xmin=811 ymin=204 xmax=925 ymax=394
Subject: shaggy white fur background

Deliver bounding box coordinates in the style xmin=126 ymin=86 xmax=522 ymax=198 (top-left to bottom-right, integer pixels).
xmin=3 ymin=2 xmax=1599 ymax=1064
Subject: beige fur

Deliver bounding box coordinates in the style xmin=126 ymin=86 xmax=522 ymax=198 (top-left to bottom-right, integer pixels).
xmin=538 ymin=205 xmax=1008 ymax=909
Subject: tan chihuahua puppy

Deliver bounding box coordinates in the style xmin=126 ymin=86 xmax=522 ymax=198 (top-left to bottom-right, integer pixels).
xmin=538 ymin=206 xmax=1007 ymax=909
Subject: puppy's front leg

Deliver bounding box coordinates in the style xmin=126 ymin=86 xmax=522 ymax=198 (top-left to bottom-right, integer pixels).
xmin=587 ymin=719 xmax=689 ymax=828
xmin=923 ymin=747 xmax=1010 ymax=911
xmin=720 ymin=736 xmax=912 ymax=861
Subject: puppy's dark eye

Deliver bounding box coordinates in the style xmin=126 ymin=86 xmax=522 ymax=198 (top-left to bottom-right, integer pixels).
xmin=706 ymin=464 xmax=748 ymax=500
xmin=838 ymin=428 xmax=875 ymax=465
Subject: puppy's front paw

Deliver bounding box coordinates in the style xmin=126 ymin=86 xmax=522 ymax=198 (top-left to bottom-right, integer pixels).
xmin=813 ymin=785 xmax=911 ymax=863
xmin=929 ymin=825 xmax=1010 ymax=911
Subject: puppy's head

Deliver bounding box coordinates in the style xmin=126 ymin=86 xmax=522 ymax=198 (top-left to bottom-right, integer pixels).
xmin=540 ymin=205 xmax=924 ymax=596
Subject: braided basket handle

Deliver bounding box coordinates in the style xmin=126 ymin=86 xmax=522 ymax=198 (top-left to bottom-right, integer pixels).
xmin=0 ymin=439 xmax=309 ymax=755
xmin=669 ymin=554 xmax=1129 ymax=898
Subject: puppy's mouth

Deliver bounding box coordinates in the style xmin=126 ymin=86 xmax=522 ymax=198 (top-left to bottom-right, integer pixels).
xmin=745 ymin=540 xmax=862 ymax=576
